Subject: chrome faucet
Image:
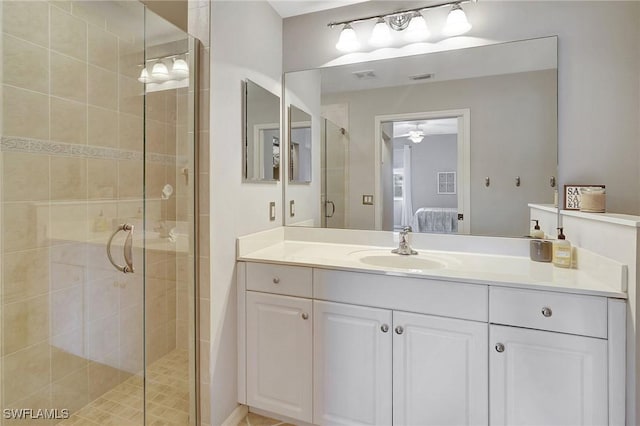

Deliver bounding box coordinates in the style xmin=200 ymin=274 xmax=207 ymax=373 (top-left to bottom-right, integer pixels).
xmin=392 ymin=226 xmax=418 ymax=255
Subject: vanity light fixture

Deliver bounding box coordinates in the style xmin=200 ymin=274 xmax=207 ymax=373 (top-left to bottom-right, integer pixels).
xmin=408 ymin=129 xmax=425 ymax=144
xmin=171 ymin=58 xmax=190 ymax=79
xmin=405 ymin=12 xmax=430 ymax=42
xmin=336 ymin=23 xmax=360 ymax=52
xmin=137 ymin=67 xmax=152 ymax=83
xmin=328 ymin=0 xmax=475 ymax=52
xmin=369 ymin=18 xmax=392 ymax=47
xmin=442 ymin=4 xmax=472 ymax=37
xmin=151 ymin=61 xmax=170 ymax=81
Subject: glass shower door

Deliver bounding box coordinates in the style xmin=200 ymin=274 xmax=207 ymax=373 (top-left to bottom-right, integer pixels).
xmin=0 ymin=2 xmax=197 ymax=425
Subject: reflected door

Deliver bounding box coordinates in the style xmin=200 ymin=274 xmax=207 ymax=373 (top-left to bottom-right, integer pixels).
xmin=321 ymin=118 xmax=347 ymax=229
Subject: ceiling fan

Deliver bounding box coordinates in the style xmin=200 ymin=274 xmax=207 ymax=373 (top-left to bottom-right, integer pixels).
xmin=395 ymin=124 xmax=425 ymax=143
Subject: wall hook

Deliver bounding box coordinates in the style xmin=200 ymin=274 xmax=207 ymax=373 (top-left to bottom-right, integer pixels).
xmin=515 ymin=176 xmax=521 ymax=187
xmin=484 ymin=177 xmax=490 ymax=187
xmin=550 ymin=176 xmax=556 ymax=188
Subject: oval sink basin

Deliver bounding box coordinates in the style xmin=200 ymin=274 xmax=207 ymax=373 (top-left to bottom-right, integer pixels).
xmin=348 ymin=249 xmax=448 ymax=271
xmin=358 ymin=255 xmax=446 ymax=270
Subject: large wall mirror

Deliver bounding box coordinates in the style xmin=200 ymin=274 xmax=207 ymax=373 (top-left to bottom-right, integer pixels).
xmin=283 ymin=36 xmax=558 ymax=237
xmin=243 ymin=79 xmax=281 ymax=182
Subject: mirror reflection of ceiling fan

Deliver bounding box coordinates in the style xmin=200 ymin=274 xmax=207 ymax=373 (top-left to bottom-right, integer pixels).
xmin=394 ymin=118 xmax=459 ymax=144
xmin=396 ymin=124 xmax=425 ymax=143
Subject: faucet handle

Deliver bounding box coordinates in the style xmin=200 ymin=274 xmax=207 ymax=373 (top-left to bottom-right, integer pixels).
xmin=402 ymin=226 xmax=412 ymax=233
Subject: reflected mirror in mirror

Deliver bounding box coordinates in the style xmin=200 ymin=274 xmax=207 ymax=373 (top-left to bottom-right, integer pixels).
xmin=243 ymin=79 xmax=280 ymax=182
xmin=284 ymin=36 xmax=558 ymax=237
xmin=289 ymin=105 xmax=312 ymax=183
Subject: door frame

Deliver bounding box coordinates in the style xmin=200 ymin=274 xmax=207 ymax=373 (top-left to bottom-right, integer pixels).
xmin=373 ymin=109 xmax=471 ymax=234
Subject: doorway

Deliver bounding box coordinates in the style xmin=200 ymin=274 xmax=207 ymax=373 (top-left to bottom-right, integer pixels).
xmin=375 ymin=110 xmax=470 ymax=234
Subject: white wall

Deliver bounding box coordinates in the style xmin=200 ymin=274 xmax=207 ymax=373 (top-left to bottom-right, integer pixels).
xmin=209 ymin=2 xmax=282 ymax=424
xmin=283 ymin=0 xmax=640 ymax=216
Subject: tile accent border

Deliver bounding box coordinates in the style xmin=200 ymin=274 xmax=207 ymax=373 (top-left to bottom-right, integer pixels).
xmin=1 ymin=136 xmax=178 ymax=165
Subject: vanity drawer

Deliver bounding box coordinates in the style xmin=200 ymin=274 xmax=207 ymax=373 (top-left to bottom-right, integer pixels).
xmin=489 ymin=287 xmax=607 ymax=338
xmin=246 ymin=262 xmax=312 ymax=298
xmin=313 ymin=269 xmax=488 ymax=322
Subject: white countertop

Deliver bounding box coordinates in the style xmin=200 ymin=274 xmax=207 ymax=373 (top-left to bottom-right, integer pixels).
xmin=238 ymin=239 xmax=627 ymax=299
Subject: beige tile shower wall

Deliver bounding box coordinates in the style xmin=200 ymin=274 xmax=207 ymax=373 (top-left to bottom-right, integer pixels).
xmin=188 ymin=1 xmax=211 ymax=424
xmin=0 ymin=1 xmax=146 ymax=422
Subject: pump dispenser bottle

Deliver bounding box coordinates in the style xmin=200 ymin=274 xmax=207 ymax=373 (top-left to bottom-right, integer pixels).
xmin=530 ymin=220 xmax=544 ymax=238
xmin=552 ymin=227 xmax=572 ymax=268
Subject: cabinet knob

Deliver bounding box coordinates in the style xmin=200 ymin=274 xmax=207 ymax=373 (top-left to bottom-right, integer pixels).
xmin=381 ymin=324 xmax=389 ymax=333
xmin=301 ymin=313 xmax=309 ymax=320
xmin=541 ymin=307 xmax=552 ymax=317
xmin=395 ymin=326 xmax=404 ymax=335
xmin=495 ymin=343 xmax=505 ymax=353
xmin=272 ymin=277 xmax=280 ymax=284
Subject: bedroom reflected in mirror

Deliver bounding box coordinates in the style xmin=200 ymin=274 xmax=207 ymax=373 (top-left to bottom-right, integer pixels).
xmin=381 ymin=113 xmax=468 ymax=234
xmin=243 ymin=79 xmax=281 ymax=182
xmin=289 ymin=105 xmax=312 ymax=183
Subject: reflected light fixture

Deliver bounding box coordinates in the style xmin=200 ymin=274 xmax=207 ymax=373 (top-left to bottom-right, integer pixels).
xmin=151 ymin=61 xmax=170 ymax=81
xmin=137 ymin=67 xmax=152 ymax=83
xmin=405 ymin=12 xmax=430 ymax=42
xmin=336 ymin=24 xmax=360 ymax=52
xmin=328 ymin=0 xmax=474 ymax=52
xmin=442 ymin=4 xmax=472 ymax=37
xmin=408 ymin=129 xmax=424 ymax=143
xmin=369 ymin=18 xmax=391 ymax=47
xmin=171 ymin=58 xmax=189 ymax=79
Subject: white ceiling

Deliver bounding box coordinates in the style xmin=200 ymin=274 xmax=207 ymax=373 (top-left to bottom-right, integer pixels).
xmin=393 ymin=118 xmax=458 ymax=138
xmin=268 ymin=0 xmax=370 ymax=18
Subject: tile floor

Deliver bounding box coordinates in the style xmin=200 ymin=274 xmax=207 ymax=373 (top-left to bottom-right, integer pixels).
xmin=237 ymin=413 xmax=294 ymax=426
xmin=58 ymin=349 xmax=191 ymax=426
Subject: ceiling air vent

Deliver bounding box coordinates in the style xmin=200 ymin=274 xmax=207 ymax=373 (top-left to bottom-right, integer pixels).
xmin=352 ymin=70 xmax=377 ymax=80
xmin=409 ymin=73 xmax=435 ymax=81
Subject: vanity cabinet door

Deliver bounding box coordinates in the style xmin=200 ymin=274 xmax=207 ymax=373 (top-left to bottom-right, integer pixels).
xmin=393 ymin=311 xmax=488 ymax=426
xmin=313 ymin=301 xmax=392 ymax=425
xmin=489 ymin=325 xmax=608 ymax=426
xmin=246 ymin=291 xmax=313 ymax=422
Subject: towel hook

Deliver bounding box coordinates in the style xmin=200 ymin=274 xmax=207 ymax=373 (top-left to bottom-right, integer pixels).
xmin=515 ymin=176 xmax=521 ymax=187
xmin=484 ymin=177 xmax=490 ymax=187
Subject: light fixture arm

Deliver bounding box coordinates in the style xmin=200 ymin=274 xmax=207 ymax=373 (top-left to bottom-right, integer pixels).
xmin=326 ymin=0 xmax=475 ymax=28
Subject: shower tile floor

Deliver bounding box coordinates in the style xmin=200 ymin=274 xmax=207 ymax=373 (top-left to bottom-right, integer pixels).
xmin=58 ymin=350 xmax=191 ymax=426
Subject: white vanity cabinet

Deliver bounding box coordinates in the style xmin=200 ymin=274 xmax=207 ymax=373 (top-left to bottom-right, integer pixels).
xmin=238 ymin=261 xmax=626 ymax=426
xmin=313 ymin=301 xmax=392 ymax=425
xmin=246 ymin=291 xmax=313 ymax=422
xmin=489 ymin=325 xmax=608 ymax=426
xmin=393 ymin=311 xmax=488 ymax=426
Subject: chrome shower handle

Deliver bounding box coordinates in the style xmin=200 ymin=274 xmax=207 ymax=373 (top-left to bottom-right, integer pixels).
xmin=107 ymin=224 xmax=135 ymax=273
xmin=326 ymin=201 xmax=335 ymax=218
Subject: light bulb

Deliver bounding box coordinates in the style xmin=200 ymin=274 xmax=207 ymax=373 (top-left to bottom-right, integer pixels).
xmin=137 ymin=67 xmax=152 ymax=83
xmin=443 ymin=4 xmax=472 ymax=37
xmin=408 ymin=130 xmax=424 ymax=143
xmin=369 ymin=18 xmax=391 ymax=47
xmin=336 ymin=24 xmax=360 ymax=52
xmin=151 ymin=61 xmax=170 ymax=81
xmin=171 ymin=58 xmax=189 ymax=79
xmin=405 ymin=12 xmax=430 ymax=42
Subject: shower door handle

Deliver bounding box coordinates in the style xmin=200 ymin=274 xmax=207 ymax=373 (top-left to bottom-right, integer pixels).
xmin=325 ymin=201 xmax=335 ymax=218
xmin=107 ymin=224 xmax=135 ymax=273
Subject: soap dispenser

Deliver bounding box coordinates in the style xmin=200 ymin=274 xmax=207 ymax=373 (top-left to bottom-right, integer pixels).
xmin=552 ymin=227 xmax=572 ymax=268
xmin=530 ymin=220 xmax=544 ymax=238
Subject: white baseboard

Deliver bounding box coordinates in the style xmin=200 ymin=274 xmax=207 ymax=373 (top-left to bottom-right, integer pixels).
xmin=221 ymin=404 xmax=249 ymax=426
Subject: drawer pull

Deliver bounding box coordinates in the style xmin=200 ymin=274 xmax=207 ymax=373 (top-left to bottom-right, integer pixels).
xmin=495 ymin=343 xmax=505 ymax=353
xmin=381 ymin=324 xmax=389 ymax=333
xmin=395 ymin=326 xmax=404 ymax=335
xmin=301 ymin=312 xmax=309 ymax=320
xmin=272 ymin=277 xmax=280 ymax=284
xmin=541 ymin=307 xmax=553 ymax=317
